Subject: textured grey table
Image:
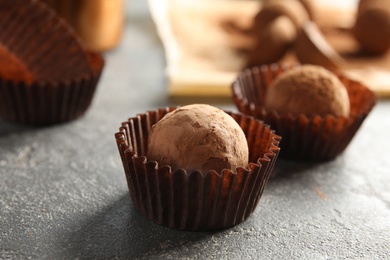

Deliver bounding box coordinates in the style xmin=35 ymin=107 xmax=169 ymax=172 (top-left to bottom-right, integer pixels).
xmin=1 ymin=2 xmax=389 ymax=259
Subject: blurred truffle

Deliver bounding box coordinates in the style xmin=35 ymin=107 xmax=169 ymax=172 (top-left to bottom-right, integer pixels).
xmin=265 ymin=65 xmax=350 ymax=117
xmin=232 ymin=63 xmax=376 ymax=161
xmin=147 ymin=104 xmax=249 ymax=173
xmin=247 ymin=16 xmax=296 ymax=67
xmin=353 ymin=0 xmax=390 ymax=54
xmin=254 ymin=0 xmax=309 ymax=32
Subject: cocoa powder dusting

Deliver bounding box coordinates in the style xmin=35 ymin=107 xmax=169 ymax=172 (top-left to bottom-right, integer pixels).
xmin=265 ymin=65 xmax=350 ymax=117
xmin=147 ymin=104 xmax=249 ymax=173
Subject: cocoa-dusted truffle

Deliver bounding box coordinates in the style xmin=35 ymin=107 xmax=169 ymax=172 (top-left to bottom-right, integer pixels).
xmin=247 ymin=16 xmax=296 ymax=67
xmin=265 ymin=65 xmax=350 ymax=117
xmin=353 ymin=0 xmax=390 ymax=54
xmin=116 ymin=107 xmax=281 ymax=230
xmin=254 ymin=0 xmax=309 ymax=32
xmin=232 ymin=63 xmax=376 ymax=161
xmin=147 ymin=104 xmax=249 ymax=173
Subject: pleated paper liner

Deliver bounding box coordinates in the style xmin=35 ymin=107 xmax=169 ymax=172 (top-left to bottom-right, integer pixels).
xmin=115 ymin=107 xmax=281 ymax=231
xmin=0 ymin=0 xmax=104 ymax=125
xmin=0 ymin=0 xmax=92 ymax=81
xmin=232 ymin=63 xmax=377 ymax=161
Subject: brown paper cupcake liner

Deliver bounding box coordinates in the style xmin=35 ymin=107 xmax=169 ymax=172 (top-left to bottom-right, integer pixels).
xmin=115 ymin=107 xmax=281 ymax=231
xmin=0 ymin=0 xmax=92 ymax=81
xmin=0 ymin=0 xmax=104 ymax=125
xmin=232 ymin=63 xmax=377 ymax=161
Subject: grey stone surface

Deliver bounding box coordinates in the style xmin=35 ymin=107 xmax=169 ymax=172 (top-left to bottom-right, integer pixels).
xmin=1 ymin=1 xmax=390 ymax=259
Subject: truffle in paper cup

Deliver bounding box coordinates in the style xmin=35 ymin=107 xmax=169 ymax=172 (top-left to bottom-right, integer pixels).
xmin=115 ymin=107 xmax=281 ymax=231
xmin=232 ymin=63 xmax=377 ymax=161
xmin=0 ymin=0 xmax=104 ymax=125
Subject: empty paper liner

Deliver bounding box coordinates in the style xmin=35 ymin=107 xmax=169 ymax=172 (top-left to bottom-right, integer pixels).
xmin=0 ymin=0 xmax=104 ymax=125
xmin=115 ymin=107 xmax=281 ymax=231
xmin=232 ymin=64 xmax=377 ymax=161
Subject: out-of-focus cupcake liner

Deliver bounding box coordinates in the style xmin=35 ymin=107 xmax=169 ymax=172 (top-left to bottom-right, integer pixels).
xmin=232 ymin=63 xmax=377 ymax=161
xmin=115 ymin=107 xmax=281 ymax=231
xmin=0 ymin=0 xmax=104 ymax=125
xmin=0 ymin=0 xmax=92 ymax=80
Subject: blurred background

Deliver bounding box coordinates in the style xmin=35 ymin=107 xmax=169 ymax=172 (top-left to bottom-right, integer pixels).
xmin=38 ymin=0 xmax=390 ymax=101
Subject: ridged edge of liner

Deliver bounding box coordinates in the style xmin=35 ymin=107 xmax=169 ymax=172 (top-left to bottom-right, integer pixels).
xmin=231 ymin=63 xmax=377 ymax=161
xmin=115 ymin=107 xmax=281 ymax=231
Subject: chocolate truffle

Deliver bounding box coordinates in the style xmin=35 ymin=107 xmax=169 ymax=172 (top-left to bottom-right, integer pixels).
xmin=247 ymin=16 xmax=296 ymax=67
xmin=254 ymin=0 xmax=309 ymax=32
xmin=357 ymin=0 xmax=385 ymax=16
xmin=353 ymin=1 xmax=390 ymax=54
xmin=147 ymin=104 xmax=249 ymax=173
xmin=264 ymin=65 xmax=350 ymax=117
